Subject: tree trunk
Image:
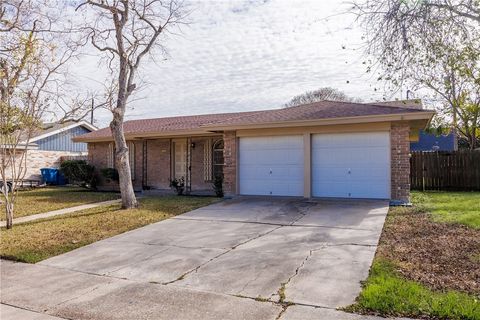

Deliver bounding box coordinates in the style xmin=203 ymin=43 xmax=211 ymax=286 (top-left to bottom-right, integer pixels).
xmin=5 ymin=201 xmax=13 ymax=229
xmin=110 ymin=110 xmax=138 ymax=209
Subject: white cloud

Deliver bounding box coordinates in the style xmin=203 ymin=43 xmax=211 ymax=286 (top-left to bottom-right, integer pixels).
xmin=70 ymin=0 xmax=400 ymax=126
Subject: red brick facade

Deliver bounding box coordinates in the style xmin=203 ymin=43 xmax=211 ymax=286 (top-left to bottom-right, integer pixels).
xmin=390 ymin=123 xmax=411 ymax=203
xmin=222 ymin=131 xmax=237 ymax=196
xmin=88 ymin=124 xmax=413 ymax=201
xmin=89 ymin=136 xmax=223 ymax=193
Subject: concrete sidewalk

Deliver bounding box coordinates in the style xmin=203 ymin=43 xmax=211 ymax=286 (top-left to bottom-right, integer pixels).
xmin=0 ymin=199 xmax=121 ymax=227
xmin=1 ymin=261 xmax=410 ymax=320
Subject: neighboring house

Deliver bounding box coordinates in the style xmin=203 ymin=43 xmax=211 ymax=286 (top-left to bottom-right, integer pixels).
xmin=410 ymin=130 xmax=457 ymax=151
xmin=74 ymin=101 xmax=434 ymax=204
xmin=19 ymin=121 xmax=97 ymax=181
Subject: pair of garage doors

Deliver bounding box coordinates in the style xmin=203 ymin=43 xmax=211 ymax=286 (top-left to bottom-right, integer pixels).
xmin=239 ymin=132 xmax=390 ymax=199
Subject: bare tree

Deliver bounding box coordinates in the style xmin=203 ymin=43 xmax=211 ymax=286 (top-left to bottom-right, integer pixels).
xmin=285 ymin=87 xmax=361 ymax=108
xmin=0 ymin=1 xmax=88 ymax=228
xmin=352 ymin=0 xmax=480 ymax=149
xmin=76 ymin=0 xmax=187 ymax=209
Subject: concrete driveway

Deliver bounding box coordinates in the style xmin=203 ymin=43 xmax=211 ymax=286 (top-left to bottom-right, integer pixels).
xmin=1 ymin=197 xmax=390 ymax=320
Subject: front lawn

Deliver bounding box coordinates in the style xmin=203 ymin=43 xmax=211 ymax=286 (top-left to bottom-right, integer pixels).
xmin=0 ymin=187 xmax=120 ymax=220
xmin=413 ymin=191 xmax=480 ymax=229
xmin=0 ymin=196 xmax=217 ymax=263
xmin=348 ymin=191 xmax=480 ymax=320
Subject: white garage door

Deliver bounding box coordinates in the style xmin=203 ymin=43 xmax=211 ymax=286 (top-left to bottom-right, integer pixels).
xmin=312 ymin=132 xmax=390 ymax=199
xmin=239 ymin=136 xmax=304 ymax=196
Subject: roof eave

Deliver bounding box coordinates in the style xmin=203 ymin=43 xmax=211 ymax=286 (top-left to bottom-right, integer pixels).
xmin=73 ymin=129 xmax=222 ymax=143
xmin=74 ymin=111 xmax=435 ymax=142
xmin=201 ymin=111 xmax=436 ymax=131
xmin=30 ymin=120 xmax=98 ymax=143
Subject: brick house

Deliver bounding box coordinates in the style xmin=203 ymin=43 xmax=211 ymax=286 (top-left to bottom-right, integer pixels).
xmin=74 ymin=101 xmax=434 ymax=204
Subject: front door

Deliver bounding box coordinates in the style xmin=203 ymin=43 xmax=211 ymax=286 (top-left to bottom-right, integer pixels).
xmin=173 ymin=139 xmax=187 ymax=180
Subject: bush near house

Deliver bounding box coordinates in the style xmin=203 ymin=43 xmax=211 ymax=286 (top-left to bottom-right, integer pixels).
xmin=348 ymin=191 xmax=480 ymax=320
xmin=60 ymin=160 xmax=96 ymax=189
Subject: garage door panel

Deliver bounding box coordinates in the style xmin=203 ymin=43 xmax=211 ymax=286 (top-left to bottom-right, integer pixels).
xmin=313 ymin=133 xmax=389 ymax=148
xmin=239 ymin=136 xmax=304 ymax=197
xmin=271 ymin=181 xmax=303 ymax=196
xmin=239 ymin=180 xmax=271 ymax=196
xmin=312 ymin=132 xmax=390 ymax=199
xmin=312 ymin=167 xmax=349 ymax=181
xmin=350 ymin=182 xmax=388 ymax=199
xmin=240 ymin=165 xmax=271 ymax=180
xmin=313 ymin=182 xmax=349 ymax=198
xmin=350 ymin=168 xmax=389 ymax=181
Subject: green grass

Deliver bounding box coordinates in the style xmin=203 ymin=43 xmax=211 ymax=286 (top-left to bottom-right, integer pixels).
xmin=348 ymin=260 xmax=480 ymax=320
xmin=0 ymin=196 xmax=218 ymax=263
xmin=411 ymin=191 xmax=480 ymax=229
xmin=0 ymin=187 xmax=120 ymax=220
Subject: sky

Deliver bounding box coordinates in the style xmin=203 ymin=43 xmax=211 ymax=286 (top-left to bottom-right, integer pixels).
xmin=71 ymin=0 xmax=405 ymax=127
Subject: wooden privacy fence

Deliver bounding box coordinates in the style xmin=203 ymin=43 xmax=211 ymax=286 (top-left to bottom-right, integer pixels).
xmin=410 ymin=151 xmax=480 ymax=191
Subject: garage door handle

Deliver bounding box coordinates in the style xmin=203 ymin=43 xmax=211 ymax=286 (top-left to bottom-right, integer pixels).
xmin=269 ymin=169 xmax=272 ymax=174
xmin=348 ymin=169 xmax=351 ymax=174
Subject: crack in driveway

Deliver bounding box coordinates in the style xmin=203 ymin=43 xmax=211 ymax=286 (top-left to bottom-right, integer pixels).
xmin=163 ymin=225 xmax=284 ymax=285
xmin=172 ymin=217 xmax=376 ymax=231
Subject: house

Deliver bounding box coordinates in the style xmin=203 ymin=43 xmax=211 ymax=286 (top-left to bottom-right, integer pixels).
xmin=19 ymin=121 xmax=97 ymax=181
xmin=410 ymin=130 xmax=457 ymax=151
xmin=74 ymin=101 xmax=434 ymax=204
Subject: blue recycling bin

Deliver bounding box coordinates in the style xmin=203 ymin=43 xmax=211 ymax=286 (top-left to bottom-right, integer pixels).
xmin=40 ymin=168 xmax=67 ymax=185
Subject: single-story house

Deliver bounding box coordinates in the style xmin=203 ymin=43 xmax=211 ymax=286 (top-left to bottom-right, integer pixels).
xmin=7 ymin=121 xmax=97 ymax=181
xmin=74 ymin=101 xmax=434 ymax=203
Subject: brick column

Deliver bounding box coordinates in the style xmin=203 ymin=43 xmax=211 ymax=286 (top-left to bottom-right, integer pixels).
xmin=223 ymin=131 xmax=237 ymax=196
xmin=390 ymin=123 xmax=410 ymax=204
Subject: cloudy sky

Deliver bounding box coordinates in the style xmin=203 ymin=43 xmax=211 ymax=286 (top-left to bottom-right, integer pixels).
xmin=72 ymin=0 xmax=404 ymax=126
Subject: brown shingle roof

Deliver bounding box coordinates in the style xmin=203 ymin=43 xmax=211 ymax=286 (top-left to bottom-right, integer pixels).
xmin=205 ymin=100 xmax=427 ymax=127
xmin=75 ymin=100 xmax=432 ymax=141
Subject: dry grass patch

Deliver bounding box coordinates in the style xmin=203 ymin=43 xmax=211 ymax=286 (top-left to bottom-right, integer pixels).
xmin=0 ymin=196 xmax=218 ymax=263
xmin=349 ymin=192 xmax=480 ymax=320
xmin=0 ymin=187 xmax=120 ymax=220
xmin=379 ymin=206 xmax=480 ymax=294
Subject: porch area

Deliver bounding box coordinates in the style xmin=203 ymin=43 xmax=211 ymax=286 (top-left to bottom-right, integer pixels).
xmin=88 ymin=136 xmax=225 ymax=195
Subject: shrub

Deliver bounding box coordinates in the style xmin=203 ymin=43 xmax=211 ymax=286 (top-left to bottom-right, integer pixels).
xmin=100 ymin=168 xmax=119 ymax=182
xmin=212 ymin=175 xmax=224 ymax=197
xmin=169 ymin=177 xmax=185 ymax=195
xmin=60 ymin=160 xmax=96 ymax=189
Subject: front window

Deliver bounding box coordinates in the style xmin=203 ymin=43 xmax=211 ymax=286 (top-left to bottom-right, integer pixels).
xmin=212 ymin=139 xmax=224 ymax=179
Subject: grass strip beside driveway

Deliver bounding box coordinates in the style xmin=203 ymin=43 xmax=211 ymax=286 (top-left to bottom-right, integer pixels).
xmin=0 ymin=196 xmax=218 ymax=263
xmin=0 ymin=187 xmax=121 ymax=221
xmin=348 ymin=260 xmax=479 ymax=320
xmin=348 ymin=191 xmax=480 ymax=320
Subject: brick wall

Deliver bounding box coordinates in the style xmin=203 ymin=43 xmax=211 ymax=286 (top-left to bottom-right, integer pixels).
xmin=390 ymin=123 xmax=411 ymax=203
xmin=88 ymin=141 xmax=144 ymax=191
xmin=146 ymin=139 xmax=171 ymax=189
xmin=87 ymin=142 xmax=118 ymax=190
xmin=223 ymin=131 xmax=237 ymax=196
